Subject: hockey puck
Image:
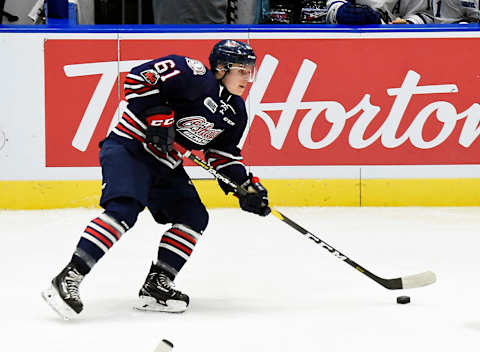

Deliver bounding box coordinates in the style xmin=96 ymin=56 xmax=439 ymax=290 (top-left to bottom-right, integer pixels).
xmin=396 ymin=296 xmax=411 ymax=304
xmin=154 ymin=339 xmax=174 ymax=352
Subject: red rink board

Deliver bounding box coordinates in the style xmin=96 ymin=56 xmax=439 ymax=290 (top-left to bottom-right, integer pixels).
xmin=44 ymin=37 xmax=480 ymax=167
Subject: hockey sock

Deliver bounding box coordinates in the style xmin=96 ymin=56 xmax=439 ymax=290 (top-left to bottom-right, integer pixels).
xmin=71 ymin=198 xmax=142 ymax=274
xmin=156 ymin=224 xmax=202 ymax=279
xmin=71 ymin=212 xmax=129 ymax=275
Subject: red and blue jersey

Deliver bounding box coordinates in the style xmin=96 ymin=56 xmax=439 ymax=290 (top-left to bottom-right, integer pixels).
xmin=108 ymin=54 xmax=250 ymax=187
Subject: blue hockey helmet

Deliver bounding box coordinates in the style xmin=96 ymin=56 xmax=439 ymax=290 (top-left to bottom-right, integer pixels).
xmin=209 ymin=40 xmax=257 ymax=82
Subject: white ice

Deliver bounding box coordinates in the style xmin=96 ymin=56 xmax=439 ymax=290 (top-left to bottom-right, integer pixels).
xmin=1 ymin=206 xmax=479 ymax=352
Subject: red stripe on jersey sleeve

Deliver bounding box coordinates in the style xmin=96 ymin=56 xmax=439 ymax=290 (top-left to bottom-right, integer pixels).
xmin=116 ymin=124 xmax=145 ymax=143
xmin=125 ymin=86 xmax=155 ymax=96
xmin=125 ymin=77 xmax=145 ymax=85
xmin=122 ymin=113 xmax=144 ymax=132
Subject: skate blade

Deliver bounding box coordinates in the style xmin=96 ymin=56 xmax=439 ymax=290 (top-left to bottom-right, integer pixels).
xmin=41 ymin=285 xmax=78 ymax=320
xmin=134 ymin=295 xmax=187 ymax=313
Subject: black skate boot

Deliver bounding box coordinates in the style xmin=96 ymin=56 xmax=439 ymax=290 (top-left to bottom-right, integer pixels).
xmin=41 ymin=263 xmax=85 ymax=320
xmin=135 ymin=262 xmax=189 ymax=313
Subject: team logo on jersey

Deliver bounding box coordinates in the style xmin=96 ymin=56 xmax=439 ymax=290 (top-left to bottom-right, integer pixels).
xmin=204 ymin=97 xmax=218 ymax=113
xmin=176 ymin=116 xmax=223 ymax=145
xmin=185 ymin=58 xmax=206 ymax=76
xmin=140 ymin=69 xmax=160 ymax=85
xmin=219 ymin=100 xmax=236 ymax=115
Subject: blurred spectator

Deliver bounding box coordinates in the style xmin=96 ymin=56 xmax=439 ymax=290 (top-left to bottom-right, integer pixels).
xmin=433 ymin=0 xmax=479 ymax=23
xmin=233 ymin=0 xmax=269 ymax=24
xmin=326 ymin=0 xmax=434 ymax=25
xmin=1 ymin=0 xmax=40 ymax=24
xmin=1 ymin=0 xmax=93 ymax=25
xmin=263 ymin=0 xmax=327 ymax=24
xmin=1 ymin=8 xmax=18 ymax=24
xmin=43 ymin=0 xmax=95 ymax=24
xmin=76 ymin=0 xmax=94 ymax=24
xmin=1 ymin=10 xmax=19 ymax=23
xmin=95 ymin=0 xmax=266 ymax=25
xmin=260 ymin=0 xmax=269 ymax=21
xmin=1 ymin=0 xmax=18 ymax=24
xmin=299 ymin=1 xmax=327 ymax=24
xmin=152 ymin=0 xmax=227 ymax=24
xmin=263 ymin=0 xmax=294 ymax=23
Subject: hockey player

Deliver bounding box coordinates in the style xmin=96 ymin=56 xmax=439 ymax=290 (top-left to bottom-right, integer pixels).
xmin=326 ymin=0 xmax=434 ymax=24
xmin=432 ymin=0 xmax=479 ymax=23
xmin=41 ymin=39 xmax=270 ymax=319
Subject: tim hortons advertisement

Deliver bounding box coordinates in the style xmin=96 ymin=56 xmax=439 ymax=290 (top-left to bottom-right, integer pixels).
xmin=44 ymin=38 xmax=480 ymax=167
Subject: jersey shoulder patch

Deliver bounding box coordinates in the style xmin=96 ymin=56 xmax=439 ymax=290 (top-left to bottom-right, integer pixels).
xmin=185 ymin=57 xmax=206 ymax=76
xmin=140 ymin=69 xmax=160 ymax=85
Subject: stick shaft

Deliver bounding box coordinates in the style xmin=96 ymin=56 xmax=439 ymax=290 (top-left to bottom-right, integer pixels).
xmin=172 ymin=142 xmax=434 ymax=290
xmin=270 ymin=209 xmax=401 ymax=289
xmin=173 ymin=142 xmax=247 ymax=196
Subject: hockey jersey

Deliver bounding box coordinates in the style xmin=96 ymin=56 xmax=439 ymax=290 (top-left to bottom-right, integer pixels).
xmin=326 ymin=0 xmax=434 ymax=24
xmin=108 ymin=54 xmax=250 ymax=187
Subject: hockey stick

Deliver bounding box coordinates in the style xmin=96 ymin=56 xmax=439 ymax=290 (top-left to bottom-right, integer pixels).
xmin=172 ymin=142 xmax=436 ymax=290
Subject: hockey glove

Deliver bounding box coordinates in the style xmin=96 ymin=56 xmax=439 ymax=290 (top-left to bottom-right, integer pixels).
xmin=237 ymin=174 xmax=271 ymax=217
xmin=145 ymin=106 xmax=175 ymax=153
xmin=336 ymin=3 xmax=381 ymax=25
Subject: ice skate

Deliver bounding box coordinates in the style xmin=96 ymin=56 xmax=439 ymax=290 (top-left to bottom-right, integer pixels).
xmin=41 ymin=264 xmax=84 ymax=320
xmin=135 ymin=263 xmax=189 ymax=313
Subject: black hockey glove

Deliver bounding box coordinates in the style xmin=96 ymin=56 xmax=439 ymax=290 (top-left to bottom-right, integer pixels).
xmin=237 ymin=174 xmax=271 ymax=217
xmin=336 ymin=3 xmax=381 ymax=25
xmin=145 ymin=106 xmax=175 ymax=153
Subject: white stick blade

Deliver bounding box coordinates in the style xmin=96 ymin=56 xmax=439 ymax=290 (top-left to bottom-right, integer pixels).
xmin=401 ymin=270 xmax=437 ymax=289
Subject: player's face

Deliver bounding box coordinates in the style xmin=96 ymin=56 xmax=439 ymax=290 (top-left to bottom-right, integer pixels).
xmin=222 ymin=64 xmax=255 ymax=96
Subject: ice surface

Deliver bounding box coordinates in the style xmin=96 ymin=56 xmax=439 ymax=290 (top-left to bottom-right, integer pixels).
xmin=0 ymin=206 xmax=478 ymax=352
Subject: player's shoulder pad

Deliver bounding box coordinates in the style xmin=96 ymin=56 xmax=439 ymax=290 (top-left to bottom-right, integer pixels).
xmin=167 ymin=55 xmax=216 ymax=100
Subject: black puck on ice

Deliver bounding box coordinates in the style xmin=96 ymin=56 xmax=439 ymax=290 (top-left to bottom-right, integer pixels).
xmin=396 ymin=295 xmax=411 ymax=304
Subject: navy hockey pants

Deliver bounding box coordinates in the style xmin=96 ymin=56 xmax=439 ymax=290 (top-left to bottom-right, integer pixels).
xmin=99 ymin=138 xmax=209 ymax=233
xmin=72 ymin=138 xmax=209 ymax=276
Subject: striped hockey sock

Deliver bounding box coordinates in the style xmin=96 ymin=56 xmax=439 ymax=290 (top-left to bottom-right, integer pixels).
xmin=156 ymin=224 xmax=201 ymax=278
xmin=71 ymin=212 xmax=128 ymax=274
